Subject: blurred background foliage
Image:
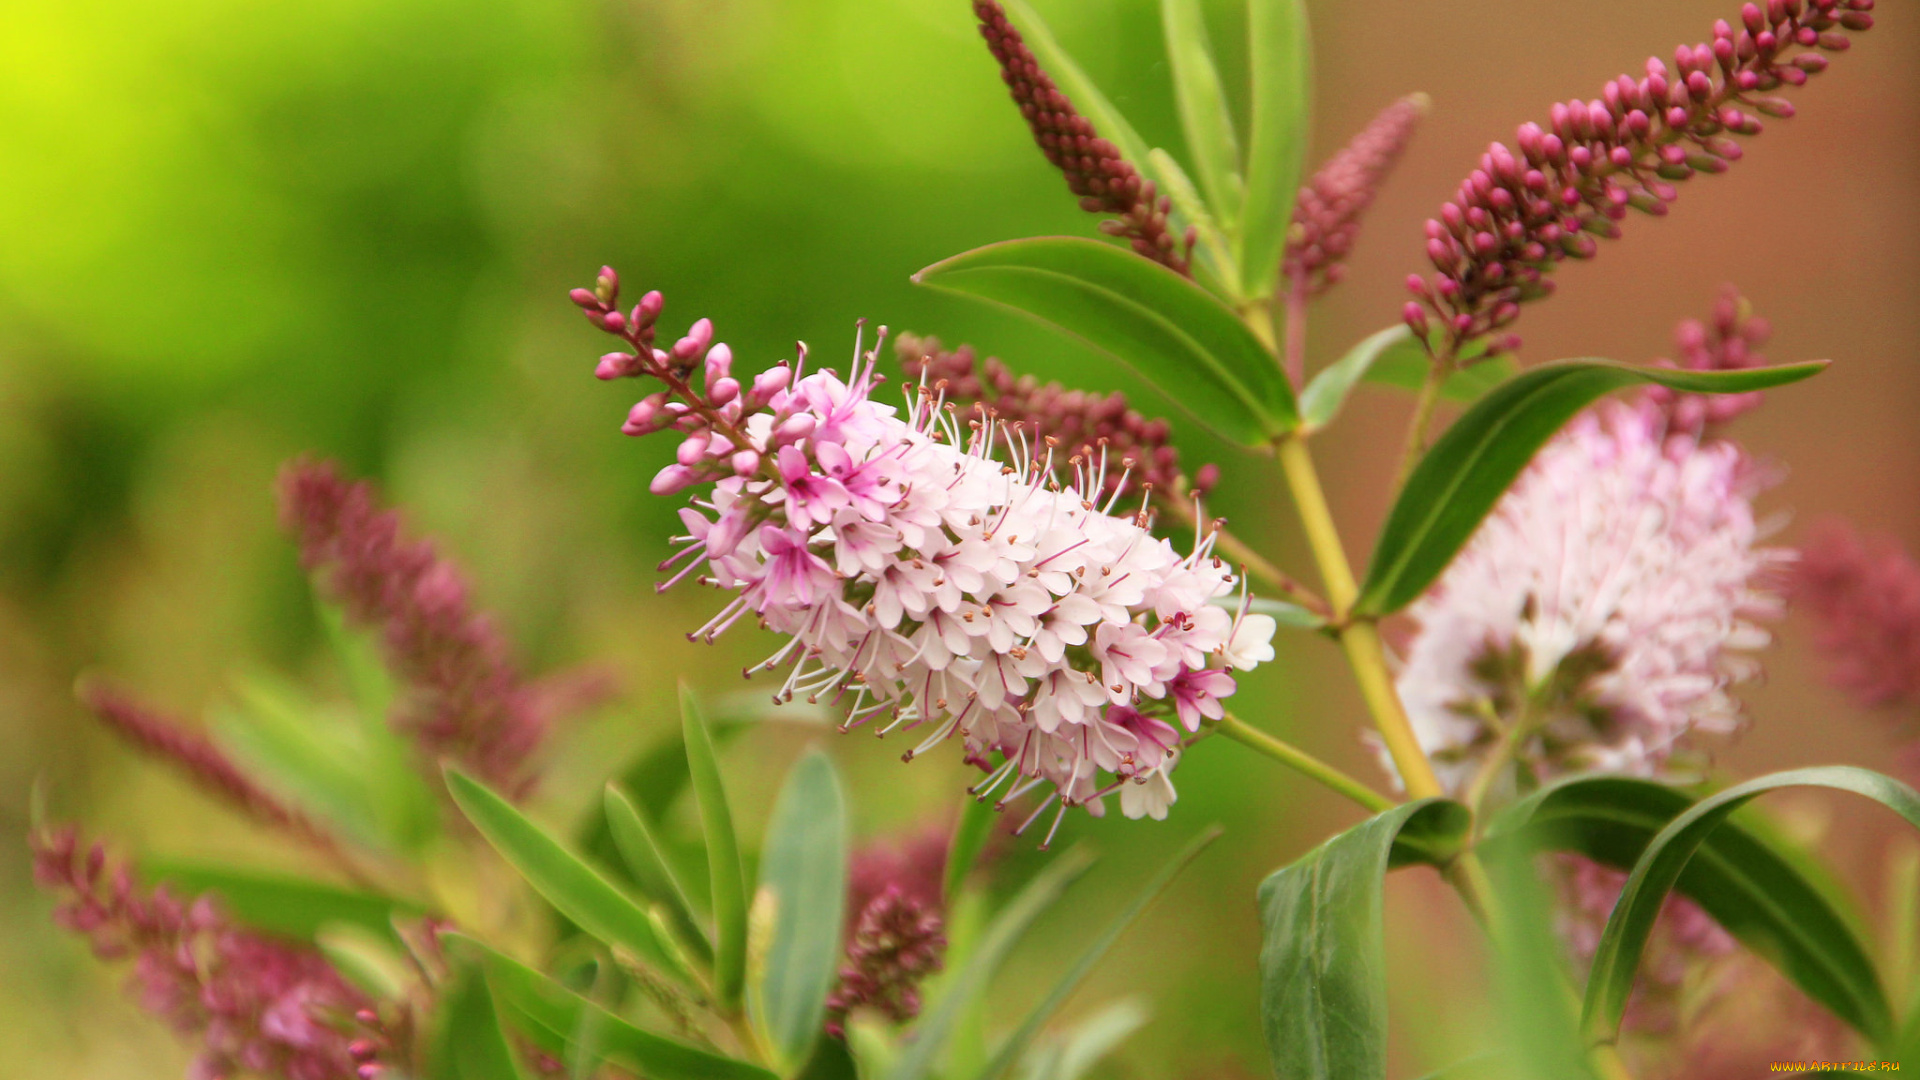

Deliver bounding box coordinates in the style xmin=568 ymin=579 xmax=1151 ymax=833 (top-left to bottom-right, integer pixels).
xmin=1 ymin=0 xmax=1913 ymax=1076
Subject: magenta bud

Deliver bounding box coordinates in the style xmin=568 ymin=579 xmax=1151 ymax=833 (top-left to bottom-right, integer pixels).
xmin=709 ymin=376 xmax=740 ymax=405
xmin=357 ymin=1067 xmax=384 ymax=1080
xmin=637 ymin=290 xmax=664 ymax=321
xmin=596 ymin=352 xmax=635 ymax=380
xmin=731 ymin=449 xmax=761 ymax=475
xmin=349 ymin=1041 xmax=378 ymax=1062
xmin=1402 ymin=301 xmax=1430 ymax=339
xmin=569 ymin=287 xmax=601 ymax=309
xmin=1704 ymin=136 xmax=1744 ymax=160
xmin=704 ymin=342 xmax=733 ymax=382
xmin=1818 ymin=31 xmax=1850 ymax=50
xmin=677 ymin=432 xmax=711 ymax=466
xmin=1667 ymin=106 xmax=1692 ymax=128
xmin=776 ymin=414 xmax=817 ymax=444
xmin=602 ymin=310 xmax=627 ymax=333
xmin=651 ymin=463 xmax=698 ymax=495
xmin=673 ymin=318 xmax=715 ymax=361
xmin=1609 ymin=145 xmax=1634 ymax=167
xmin=595 ymin=266 xmax=619 ymax=306
xmin=751 ymin=366 xmax=791 ymax=402
xmin=1404 ymin=273 xmax=1431 ymax=299
xmin=1741 ymin=2 xmax=1765 ymax=31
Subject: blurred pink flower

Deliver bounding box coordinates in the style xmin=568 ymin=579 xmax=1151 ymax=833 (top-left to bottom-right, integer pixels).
xmin=1792 ymin=518 xmax=1920 ymax=710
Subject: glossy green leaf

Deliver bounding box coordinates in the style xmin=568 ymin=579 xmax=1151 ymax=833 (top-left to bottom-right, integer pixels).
xmin=1238 ymin=0 xmax=1310 ymax=299
xmin=140 ymin=858 xmax=419 ymax=944
xmin=444 ymin=768 xmax=683 ymax=979
xmin=999 ymin=0 xmax=1156 ymax=179
xmin=1582 ymin=767 xmax=1920 ymax=1046
xmin=1160 ymin=0 xmax=1241 ymax=225
xmin=1362 ymin=339 xmax=1514 ymax=405
xmin=429 ymin=963 xmax=528 ymax=1080
xmin=1148 ymin=148 xmax=1238 ymax=295
xmin=914 ymin=237 xmax=1295 ymax=445
xmin=604 ymin=783 xmax=712 ymax=964
xmin=1485 ymin=773 xmax=1885 ymax=1045
xmin=1257 ymin=799 xmax=1469 ymax=1080
xmin=682 ymin=683 xmax=750 ymax=1010
xmin=1480 ymin=848 xmax=1597 ymax=1080
xmin=945 ymin=795 xmax=1001 ymax=903
xmin=750 ymin=750 xmax=849 ymax=1072
xmin=448 ymin=934 xmax=778 ymax=1080
xmin=316 ymin=922 xmax=413 ymax=1000
xmin=885 ymin=847 xmax=1097 ymax=1080
xmin=977 ymin=827 xmax=1220 ymax=1080
xmin=1356 ymin=358 xmax=1828 ymax=616
xmin=1299 ymin=325 xmax=1416 ymax=430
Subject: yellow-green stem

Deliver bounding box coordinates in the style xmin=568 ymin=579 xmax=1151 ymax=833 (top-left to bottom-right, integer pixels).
xmin=1397 ymin=352 xmax=1454 ymax=487
xmin=1275 ymin=436 xmax=1446 ymax=801
xmin=1215 ymin=712 xmax=1394 ymax=814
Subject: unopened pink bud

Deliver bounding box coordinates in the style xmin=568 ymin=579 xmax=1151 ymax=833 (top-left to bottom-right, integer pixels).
xmin=651 ymin=463 xmax=698 ymax=495
xmin=595 ymin=266 xmax=619 ymax=305
xmin=709 ymin=377 xmax=740 ymax=405
xmin=752 ymin=366 xmax=791 ymax=403
xmin=596 ymin=352 xmax=636 ymax=380
xmin=569 ymin=288 xmax=601 ymax=309
xmin=1402 ymin=302 xmax=1430 ymax=339
xmin=602 ymin=310 xmax=627 ymax=333
xmin=673 ymin=318 xmax=715 ymax=361
xmin=777 ymin=414 xmax=817 ymax=444
xmin=731 ymin=449 xmax=761 ymax=475
xmin=704 ymin=342 xmax=733 ymax=385
xmin=677 ymin=432 xmax=711 ymax=466
xmin=637 ymin=290 xmax=665 ymax=321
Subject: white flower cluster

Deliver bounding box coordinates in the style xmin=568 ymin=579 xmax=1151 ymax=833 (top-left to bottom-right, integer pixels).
xmin=662 ymin=346 xmax=1276 ymax=837
xmin=1394 ymin=399 xmax=1784 ymax=794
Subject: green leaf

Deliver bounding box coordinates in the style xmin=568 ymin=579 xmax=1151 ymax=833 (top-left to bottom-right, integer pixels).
xmin=1479 ymin=849 xmax=1597 ymax=1080
xmin=885 ymin=847 xmax=1097 ymax=1080
xmin=1299 ymin=325 xmax=1415 ymax=430
xmin=1160 ymin=0 xmax=1242 ymax=225
xmin=998 ymin=0 xmax=1157 ymax=179
xmin=1485 ymin=774 xmax=1886 ymax=1046
xmin=1148 ymin=149 xmax=1239 ymax=296
xmin=1015 ymin=998 xmax=1149 ymax=1080
xmin=945 ymin=796 xmax=1001 ymax=903
xmin=682 ymin=682 xmax=750 ymax=1010
xmin=139 ymin=858 xmax=419 ymax=944
xmin=977 ymin=827 xmax=1220 ymax=1080
xmin=795 ymin=1037 xmax=860 ymax=1080
xmin=750 ymin=750 xmax=850 ymax=1072
xmin=914 ymin=237 xmax=1296 ymax=445
xmin=604 ymin=783 xmax=712 ymax=964
xmin=1299 ymin=326 xmax=1514 ymax=429
xmin=429 ymin=963 xmax=529 ymax=1080
xmin=449 ymin=934 xmax=779 ymax=1080
xmin=316 ymin=922 xmax=413 ymax=999
xmin=1238 ymin=0 xmax=1310 ymax=299
xmin=1581 ymin=767 xmax=1920 ymax=1047
xmin=1355 ymin=358 xmax=1828 ymax=616
xmin=444 ymin=767 xmax=684 ymax=980
xmin=1257 ymin=799 xmax=1469 ymax=1080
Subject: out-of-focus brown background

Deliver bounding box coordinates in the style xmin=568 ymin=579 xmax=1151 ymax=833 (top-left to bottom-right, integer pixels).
xmin=1 ymin=0 xmax=1912 ymax=1076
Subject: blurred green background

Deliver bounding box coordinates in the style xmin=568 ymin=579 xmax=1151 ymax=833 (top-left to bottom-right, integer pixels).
xmin=2 ymin=0 xmax=1914 ymax=1076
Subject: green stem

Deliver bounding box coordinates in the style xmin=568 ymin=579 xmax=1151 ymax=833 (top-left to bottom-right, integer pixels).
xmin=1397 ymin=347 xmax=1455 ymax=487
xmin=1214 ymin=712 xmax=1394 ymax=814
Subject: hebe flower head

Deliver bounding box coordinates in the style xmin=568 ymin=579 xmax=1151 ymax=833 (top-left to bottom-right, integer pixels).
xmin=1644 ymin=286 xmax=1772 ymax=435
xmin=1285 ymin=93 xmax=1427 ymax=298
xmin=1792 ymin=519 xmax=1920 ymax=712
xmin=33 ymin=826 xmax=397 ymax=1080
xmin=1393 ymin=399 xmax=1784 ymax=794
xmin=1408 ymin=0 xmax=1871 ymax=355
xmin=584 ymin=279 xmax=1278 ymax=838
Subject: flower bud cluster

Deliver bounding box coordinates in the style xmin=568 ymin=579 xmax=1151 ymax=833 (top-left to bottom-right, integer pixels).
xmin=33 ymin=826 xmax=396 ymax=1080
xmin=824 ymin=885 xmax=946 ymax=1038
xmin=972 ymin=0 xmax=1194 ymax=275
xmin=572 ymin=268 xmax=809 ymax=495
xmin=1406 ymin=0 xmax=1872 ymax=355
xmin=1284 ymin=94 xmax=1427 ymax=297
xmin=1792 ymin=520 xmax=1920 ymax=711
xmin=594 ymin=312 xmax=1279 ymax=832
xmin=1644 ymin=286 xmax=1772 ymax=435
xmin=894 ymin=332 xmax=1218 ymax=507
xmin=1550 ymin=853 xmax=1735 ymax=1035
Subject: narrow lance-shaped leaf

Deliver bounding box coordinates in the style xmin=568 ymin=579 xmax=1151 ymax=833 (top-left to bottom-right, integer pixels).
xmin=998 ymin=0 xmax=1157 ymax=183
xmin=1238 ymin=0 xmax=1311 ymax=300
xmin=750 ymin=750 xmax=850 ymax=1072
xmin=446 ymin=934 xmax=779 ymax=1080
xmin=428 ymin=964 xmax=528 ymax=1080
xmin=915 ymin=237 xmax=1297 ymax=445
xmin=604 ymin=783 xmax=713 ymax=965
xmin=945 ymin=795 xmax=1001 ymax=903
xmin=976 ymin=827 xmax=1221 ymax=1080
xmin=1258 ymin=799 xmax=1470 ymax=1080
xmin=140 ymin=858 xmax=420 ymax=945
xmin=1484 ymin=774 xmax=1886 ymax=1044
xmin=682 ymin=682 xmax=750 ymax=1010
xmin=1160 ymin=0 xmax=1242 ymax=225
xmin=1356 ymin=358 xmax=1827 ymax=616
xmin=444 ymin=768 xmax=686 ymax=981
xmin=1583 ymin=766 xmax=1920 ymax=1048
xmin=885 ymin=847 xmax=1097 ymax=1080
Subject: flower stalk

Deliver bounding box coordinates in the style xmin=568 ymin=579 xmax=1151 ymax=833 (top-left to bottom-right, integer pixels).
xmin=1213 ymin=712 xmax=1393 ymax=814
